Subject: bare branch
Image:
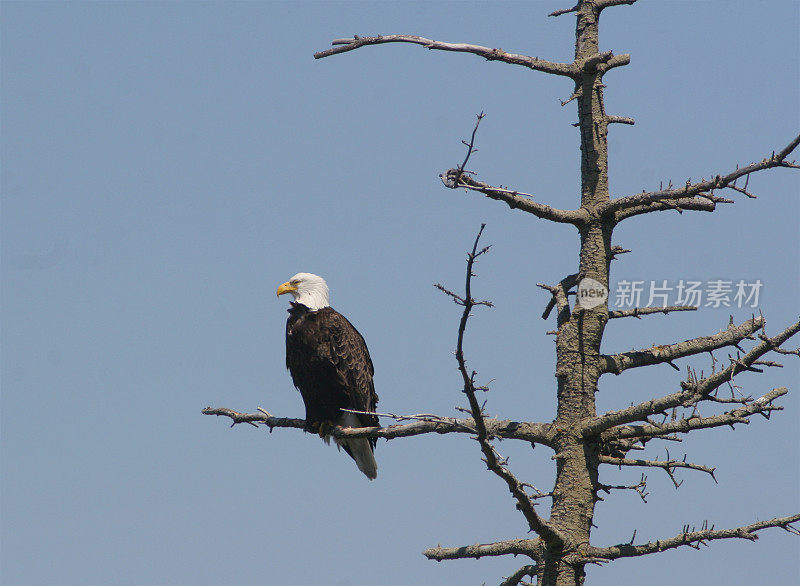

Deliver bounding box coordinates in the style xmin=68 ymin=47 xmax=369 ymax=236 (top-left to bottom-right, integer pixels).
xmin=587 ymin=320 xmax=798 ymax=433
xmin=202 ymin=407 xmax=555 ymax=445
xmin=441 ymin=169 xmax=587 ymax=225
xmin=560 ymin=84 xmax=582 ymax=107
xmin=605 ymin=387 xmax=787 ymax=441
xmin=777 ymin=133 xmax=800 ymax=160
xmin=772 ymin=345 xmax=800 ymax=357
xmin=604 ymin=133 xmax=800 ymax=219
xmin=691 ymin=319 xmax=800 ymax=396
xmin=501 ymin=565 xmax=539 ymax=586
xmin=582 ymin=50 xmax=615 ymax=72
xmin=609 ymin=306 xmax=697 ymax=319
xmin=340 ymin=407 xmax=458 ymax=424
xmin=601 ymin=317 xmax=764 ymax=375
xmin=610 ymin=245 xmax=631 ymax=259
xmin=203 ymin=407 xmax=303 ymax=429
xmin=314 ymin=34 xmax=577 ymax=77
xmin=584 ymin=389 xmax=690 ymax=435
xmin=423 ymin=538 xmax=539 ymax=561
xmin=725 ymin=181 xmax=757 ymax=199
xmin=548 ymin=4 xmax=579 ymax=17
xmin=451 ymin=112 xmax=485 ymax=188
xmin=596 ymin=0 xmax=639 ymax=11
xmin=603 ymin=53 xmax=632 ymax=72
xmin=597 ymin=473 xmax=649 ymax=502
xmin=538 ymin=273 xmax=580 ymax=323
xmin=439 ymin=225 xmax=567 ymax=548
xmin=580 ymin=51 xmax=631 ymax=74
xmin=607 ymin=115 xmax=635 ymax=125
xmin=614 ymin=194 xmax=734 ymax=221
xmin=589 ymin=319 xmax=800 ymax=435
xmin=599 ymin=455 xmax=716 ymax=480
xmin=588 ymin=514 xmax=800 ymax=560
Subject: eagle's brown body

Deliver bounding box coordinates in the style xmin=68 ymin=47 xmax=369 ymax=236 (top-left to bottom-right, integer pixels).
xmin=285 ymin=301 xmax=378 ymax=478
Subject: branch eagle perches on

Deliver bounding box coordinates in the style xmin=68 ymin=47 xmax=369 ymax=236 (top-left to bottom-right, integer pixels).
xmin=201 ymin=406 xmax=555 ymax=446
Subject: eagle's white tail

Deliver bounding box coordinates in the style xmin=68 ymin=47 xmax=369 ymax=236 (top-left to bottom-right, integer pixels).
xmin=336 ymin=412 xmax=378 ymax=480
xmin=344 ymin=437 xmax=378 ymax=480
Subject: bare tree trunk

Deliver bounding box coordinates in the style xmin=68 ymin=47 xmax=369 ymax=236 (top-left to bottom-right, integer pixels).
xmin=541 ymin=4 xmax=610 ymax=583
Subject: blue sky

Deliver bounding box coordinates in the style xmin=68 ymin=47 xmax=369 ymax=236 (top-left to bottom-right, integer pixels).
xmin=2 ymin=2 xmax=798 ymax=585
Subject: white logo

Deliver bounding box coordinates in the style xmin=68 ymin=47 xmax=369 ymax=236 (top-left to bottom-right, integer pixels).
xmin=577 ymin=278 xmax=608 ymax=309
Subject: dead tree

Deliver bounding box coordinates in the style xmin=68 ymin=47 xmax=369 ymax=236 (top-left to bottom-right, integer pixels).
xmin=204 ymin=1 xmax=799 ymax=584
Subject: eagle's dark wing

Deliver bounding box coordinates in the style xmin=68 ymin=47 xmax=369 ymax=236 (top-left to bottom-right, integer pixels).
xmin=285 ymin=302 xmax=379 ymax=478
xmin=285 ymin=306 xmax=343 ymax=426
xmin=323 ymin=308 xmax=379 ymax=433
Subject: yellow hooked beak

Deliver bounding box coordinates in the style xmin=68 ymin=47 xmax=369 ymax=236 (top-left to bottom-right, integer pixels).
xmin=276 ymin=281 xmax=297 ymax=297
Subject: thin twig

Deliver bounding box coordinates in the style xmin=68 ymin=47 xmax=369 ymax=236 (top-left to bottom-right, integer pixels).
xmin=438 ymin=224 xmax=566 ymax=548
xmin=453 ymin=112 xmax=485 ymax=187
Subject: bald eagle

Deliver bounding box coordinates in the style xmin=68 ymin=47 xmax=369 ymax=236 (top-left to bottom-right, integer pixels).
xmin=276 ymin=273 xmax=378 ymax=480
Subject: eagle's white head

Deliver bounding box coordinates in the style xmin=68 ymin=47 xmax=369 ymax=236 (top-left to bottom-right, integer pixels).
xmin=276 ymin=272 xmax=330 ymax=311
